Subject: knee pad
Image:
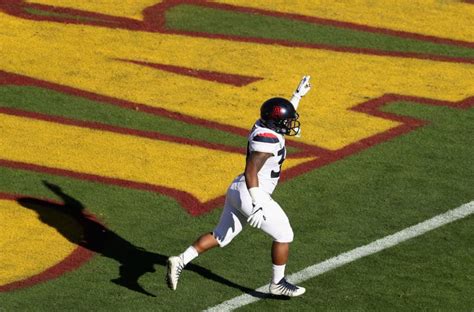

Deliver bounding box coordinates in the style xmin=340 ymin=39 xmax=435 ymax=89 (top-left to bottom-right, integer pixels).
xmin=274 ymin=224 xmax=294 ymax=243
xmin=212 ymin=208 xmax=245 ymax=248
xmin=212 ymin=230 xmax=235 ymax=248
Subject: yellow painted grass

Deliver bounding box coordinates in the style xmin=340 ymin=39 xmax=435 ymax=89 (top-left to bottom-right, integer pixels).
xmin=211 ymin=0 xmax=474 ymax=43
xmin=0 ymin=199 xmax=79 ymax=286
xmin=1 ymin=12 xmax=473 ymax=150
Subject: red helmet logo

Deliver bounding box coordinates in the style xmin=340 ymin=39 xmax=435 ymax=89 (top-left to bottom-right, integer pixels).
xmin=271 ymin=106 xmax=283 ymax=119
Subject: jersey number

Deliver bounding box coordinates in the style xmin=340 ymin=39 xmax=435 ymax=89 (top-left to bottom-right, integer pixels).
xmin=271 ymin=147 xmax=286 ymax=178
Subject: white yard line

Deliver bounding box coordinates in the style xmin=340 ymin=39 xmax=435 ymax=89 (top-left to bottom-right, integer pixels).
xmin=205 ymin=200 xmax=474 ymax=312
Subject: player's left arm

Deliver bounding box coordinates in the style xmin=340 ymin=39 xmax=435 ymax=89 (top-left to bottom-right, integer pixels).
xmin=290 ymin=75 xmax=311 ymax=110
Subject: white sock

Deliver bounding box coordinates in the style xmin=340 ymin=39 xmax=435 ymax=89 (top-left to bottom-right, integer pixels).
xmin=272 ymin=264 xmax=286 ymax=283
xmin=179 ymin=246 xmax=199 ymax=265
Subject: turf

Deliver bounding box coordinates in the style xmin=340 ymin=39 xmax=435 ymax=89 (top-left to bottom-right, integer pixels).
xmin=0 ymin=85 xmax=247 ymax=149
xmin=1 ymin=2 xmax=473 ymax=311
xmin=165 ymin=4 xmax=474 ymax=60
xmin=0 ymin=101 xmax=472 ymax=310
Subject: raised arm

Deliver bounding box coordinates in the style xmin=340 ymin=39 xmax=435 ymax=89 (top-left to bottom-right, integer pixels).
xmin=289 ymin=75 xmax=311 ymax=110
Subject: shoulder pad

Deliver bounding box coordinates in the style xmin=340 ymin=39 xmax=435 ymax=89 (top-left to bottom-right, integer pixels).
xmin=252 ymin=132 xmax=279 ymax=143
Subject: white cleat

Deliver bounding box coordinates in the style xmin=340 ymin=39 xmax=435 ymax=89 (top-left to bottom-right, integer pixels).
xmin=166 ymin=256 xmax=185 ymax=290
xmin=269 ymin=277 xmax=306 ymax=297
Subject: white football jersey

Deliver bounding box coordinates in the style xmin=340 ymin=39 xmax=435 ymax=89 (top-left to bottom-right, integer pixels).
xmin=246 ymin=120 xmax=286 ymax=194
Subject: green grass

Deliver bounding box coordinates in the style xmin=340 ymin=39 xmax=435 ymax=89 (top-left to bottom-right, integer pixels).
xmin=165 ymin=4 xmax=474 ymax=59
xmin=247 ymin=216 xmax=473 ymax=311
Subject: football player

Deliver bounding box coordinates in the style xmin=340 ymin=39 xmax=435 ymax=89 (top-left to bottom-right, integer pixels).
xmin=167 ymin=76 xmax=311 ymax=297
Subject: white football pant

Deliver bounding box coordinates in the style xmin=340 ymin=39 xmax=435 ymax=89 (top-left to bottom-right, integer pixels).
xmin=213 ymin=175 xmax=294 ymax=247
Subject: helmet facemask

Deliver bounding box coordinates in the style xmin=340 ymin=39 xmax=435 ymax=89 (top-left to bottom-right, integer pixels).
xmin=265 ymin=113 xmax=300 ymax=136
xmin=283 ymin=115 xmax=301 ymax=136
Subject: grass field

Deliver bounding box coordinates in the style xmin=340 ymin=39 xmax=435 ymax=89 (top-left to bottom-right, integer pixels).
xmin=1 ymin=1 xmax=473 ymax=311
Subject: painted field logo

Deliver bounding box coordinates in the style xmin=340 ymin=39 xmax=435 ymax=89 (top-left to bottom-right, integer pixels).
xmin=0 ymin=191 xmax=93 ymax=292
xmin=0 ymin=0 xmax=472 ymax=291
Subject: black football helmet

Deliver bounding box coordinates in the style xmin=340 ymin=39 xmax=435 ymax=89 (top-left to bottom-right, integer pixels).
xmin=260 ymin=97 xmax=300 ymax=136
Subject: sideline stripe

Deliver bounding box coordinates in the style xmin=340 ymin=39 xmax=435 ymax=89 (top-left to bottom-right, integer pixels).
xmin=205 ymin=200 xmax=474 ymax=311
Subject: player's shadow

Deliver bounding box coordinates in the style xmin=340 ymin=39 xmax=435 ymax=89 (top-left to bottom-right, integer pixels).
xmin=17 ymin=181 xmax=267 ymax=298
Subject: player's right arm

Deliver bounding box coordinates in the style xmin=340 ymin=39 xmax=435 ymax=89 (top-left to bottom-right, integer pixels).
xmin=245 ymin=151 xmax=272 ymax=229
xmin=244 ymin=151 xmax=272 ymax=189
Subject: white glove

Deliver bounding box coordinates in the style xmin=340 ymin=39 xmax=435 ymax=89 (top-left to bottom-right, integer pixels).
xmin=247 ymin=187 xmax=270 ymax=229
xmin=290 ymin=75 xmax=311 ymax=110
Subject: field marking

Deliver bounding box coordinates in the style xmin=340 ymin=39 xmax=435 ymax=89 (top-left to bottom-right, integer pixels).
xmin=205 ymin=200 xmax=474 ymax=311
